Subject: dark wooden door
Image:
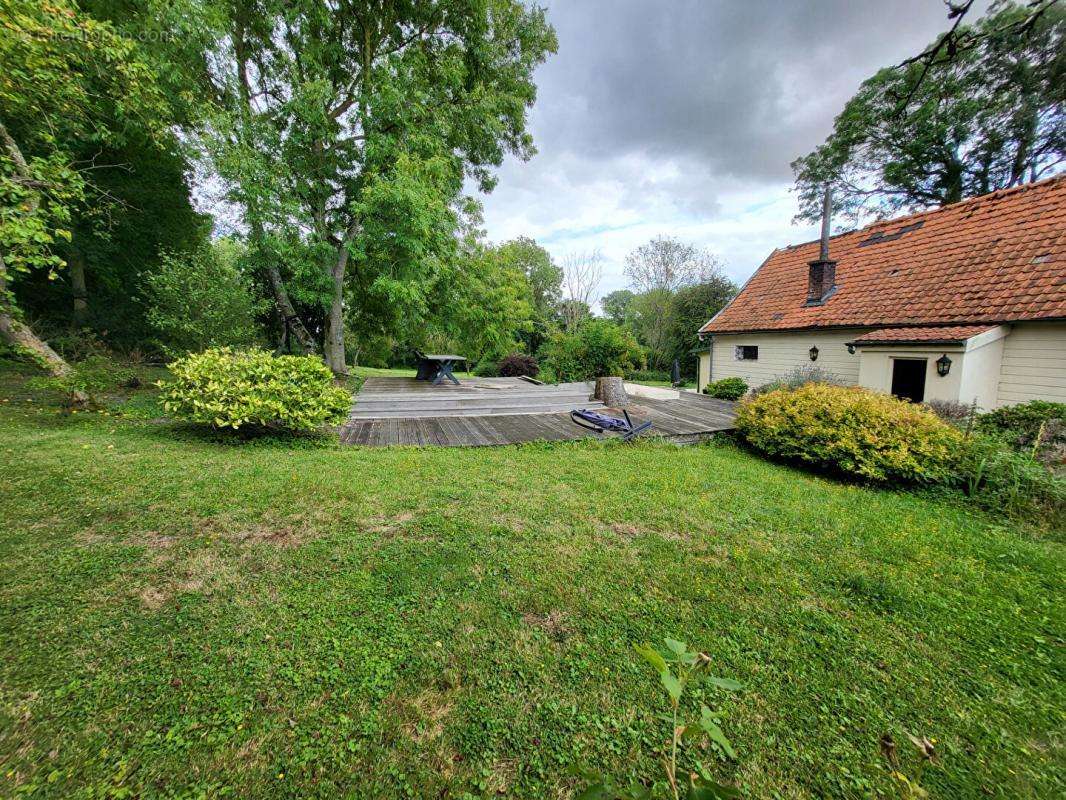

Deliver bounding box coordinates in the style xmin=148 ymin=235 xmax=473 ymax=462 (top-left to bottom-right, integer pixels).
xmin=891 ymin=358 xmax=927 ymax=403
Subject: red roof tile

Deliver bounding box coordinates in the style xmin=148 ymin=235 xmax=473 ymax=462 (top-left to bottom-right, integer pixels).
xmin=849 ymin=325 xmax=997 ymax=345
xmin=700 ymin=176 xmax=1066 ymax=334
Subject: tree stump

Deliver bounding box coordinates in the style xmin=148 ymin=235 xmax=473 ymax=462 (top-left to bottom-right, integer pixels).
xmin=594 ymin=376 xmax=628 ymax=407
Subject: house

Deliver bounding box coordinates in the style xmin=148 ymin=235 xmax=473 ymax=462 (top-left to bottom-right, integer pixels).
xmin=696 ymin=176 xmax=1066 ymax=409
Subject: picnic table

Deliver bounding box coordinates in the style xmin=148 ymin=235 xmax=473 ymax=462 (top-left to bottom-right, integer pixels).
xmin=414 ymin=353 xmax=468 ymax=385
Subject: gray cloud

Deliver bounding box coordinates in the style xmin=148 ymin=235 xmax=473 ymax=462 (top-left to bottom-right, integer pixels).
xmin=477 ymin=0 xmax=986 ymax=297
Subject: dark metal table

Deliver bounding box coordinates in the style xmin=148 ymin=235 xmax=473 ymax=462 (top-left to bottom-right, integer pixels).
xmin=417 ymin=354 xmax=468 ymax=385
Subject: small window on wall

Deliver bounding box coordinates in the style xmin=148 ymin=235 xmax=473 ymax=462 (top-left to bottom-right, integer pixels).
xmin=734 ymin=345 xmax=758 ymax=361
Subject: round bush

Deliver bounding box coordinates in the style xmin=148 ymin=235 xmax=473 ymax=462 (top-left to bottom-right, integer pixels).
xmin=472 ymin=357 xmax=499 ymax=377
xmin=498 ymin=352 xmax=539 ymax=378
xmin=703 ymin=377 xmax=748 ymax=400
xmin=161 ymin=348 xmax=350 ymax=432
xmin=736 ymin=383 xmax=962 ymax=484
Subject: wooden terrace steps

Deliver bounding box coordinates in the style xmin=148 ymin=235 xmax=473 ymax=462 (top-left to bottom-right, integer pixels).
xmin=339 ymin=376 xmax=736 ymax=447
xmin=349 ymin=377 xmax=603 ymax=419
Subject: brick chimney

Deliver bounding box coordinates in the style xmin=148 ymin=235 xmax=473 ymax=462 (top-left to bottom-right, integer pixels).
xmin=806 ymin=185 xmax=836 ymax=305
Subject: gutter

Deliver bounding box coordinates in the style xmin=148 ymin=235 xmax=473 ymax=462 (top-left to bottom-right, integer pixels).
xmin=707 ymin=335 xmax=713 ymax=386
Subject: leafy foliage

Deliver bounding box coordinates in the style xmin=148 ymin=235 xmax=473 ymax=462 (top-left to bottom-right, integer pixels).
xmin=494 ymin=237 xmax=562 ymax=353
xmin=541 ymin=319 xmax=644 ymax=382
xmin=974 ymin=400 xmax=1065 ymax=452
xmin=427 ymin=238 xmax=537 ymax=365
xmin=665 ymin=281 xmax=736 ymax=377
xmin=702 ymin=378 xmax=748 ymax=401
xmin=161 ymin=348 xmax=349 ymax=432
xmin=602 ymin=289 xmax=638 ymax=326
xmin=0 ymin=0 xmax=170 ymax=280
xmin=923 ymin=398 xmax=977 ymax=424
xmin=953 ymin=432 xmax=1065 ymax=525
xmin=472 ymin=357 xmax=500 ymax=377
xmin=622 ymin=239 xmax=732 ymax=371
xmin=737 ymin=384 xmax=962 ymax=484
xmin=205 ymin=0 xmax=558 ymax=369
xmin=626 ymin=369 xmax=672 ymax=384
xmin=142 ymin=240 xmax=265 ymax=358
xmin=793 ymin=2 xmax=1065 ymax=224
xmin=579 ymin=638 xmax=742 ymax=800
xmin=497 ymin=352 xmax=539 ymax=378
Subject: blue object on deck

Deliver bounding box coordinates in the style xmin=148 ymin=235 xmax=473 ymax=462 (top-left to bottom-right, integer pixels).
xmin=570 ymin=408 xmax=652 ymax=442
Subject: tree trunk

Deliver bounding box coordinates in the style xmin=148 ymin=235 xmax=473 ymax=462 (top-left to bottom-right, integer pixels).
xmin=233 ymin=19 xmax=315 ymax=356
xmin=594 ymin=376 xmax=628 ymax=408
xmin=69 ymin=247 xmax=88 ymax=325
xmin=0 ymin=259 xmax=87 ymax=404
xmin=263 ymin=257 xmax=316 ymax=354
xmin=324 ymin=222 xmax=357 ymax=377
xmin=324 ymin=264 xmax=346 ymax=375
xmin=0 ymin=120 xmax=85 ymax=404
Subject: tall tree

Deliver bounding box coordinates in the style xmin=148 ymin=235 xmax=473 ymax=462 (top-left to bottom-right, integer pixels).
xmin=624 ymin=236 xmax=724 ymax=294
xmin=205 ymin=0 xmax=557 ymax=374
xmin=793 ymin=1 xmax=1064 ymax=224
xmin=0 ymin=0 xmax=169 ymax=376
xmin=494 ymin=236 xmax=560 ymax=352
xmin=601 ymin=289 xmax=636 ymax=326
xmin=560 ymin=249 xmax=602 ymax=332
xmin=430 ymin=240 xmax=535 ymax=363
xmin=624 ymin=237 xmax=725 ymax=369
xmin=667 ymin=278 xmax=737 ymax=379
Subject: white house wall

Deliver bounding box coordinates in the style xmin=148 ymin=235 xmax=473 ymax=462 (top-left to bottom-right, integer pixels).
xmin=957 ymin=330 xmax=1006 ymax=410
xmin=997 ymin=322 xmax=1066 ymax=406
xmin=698 ymin=323 xmax=1066 ymax=406
xmin=857 ymin=346 xmax=964 ymax=405
xmin=699 ymin=329 xmax=868 ymax=390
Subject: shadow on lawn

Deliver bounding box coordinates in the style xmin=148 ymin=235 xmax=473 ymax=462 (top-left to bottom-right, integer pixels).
xmin=150 ymin=421 xmax=339 ymax=449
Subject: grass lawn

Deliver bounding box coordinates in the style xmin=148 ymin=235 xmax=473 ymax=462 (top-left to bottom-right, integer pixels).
xmin=0 ymin=359 xmax=1062 ymax=799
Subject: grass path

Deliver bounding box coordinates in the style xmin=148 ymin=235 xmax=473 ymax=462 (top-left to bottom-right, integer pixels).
xmin=0 ymin=361 xmax=1062 ymax=798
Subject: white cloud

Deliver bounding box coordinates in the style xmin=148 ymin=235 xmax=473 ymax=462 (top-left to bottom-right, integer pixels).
xmin=470 ymin=0 xmax=985 ymax=308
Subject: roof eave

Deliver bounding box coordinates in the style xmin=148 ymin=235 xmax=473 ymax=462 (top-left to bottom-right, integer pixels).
xmin=703 ymin=315 xmax=1066 ymax=337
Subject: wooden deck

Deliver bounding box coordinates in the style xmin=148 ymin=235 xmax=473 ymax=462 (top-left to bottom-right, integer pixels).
xmin=339 ymin=377 xmax=736 ymax=447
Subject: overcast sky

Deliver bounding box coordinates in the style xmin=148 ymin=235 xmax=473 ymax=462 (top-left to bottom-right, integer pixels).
xmin=475 ymin=0 xmax=979 ymax=305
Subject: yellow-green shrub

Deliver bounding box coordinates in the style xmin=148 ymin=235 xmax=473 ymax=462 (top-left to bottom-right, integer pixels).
xmin=735 ymin=383 xmax=962 ymax=484
xmin=161 ymin=348 xmax=350 ymax=432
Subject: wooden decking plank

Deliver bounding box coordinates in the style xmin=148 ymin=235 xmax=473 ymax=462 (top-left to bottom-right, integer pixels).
xmin=435 ymin=415 xmax=466 ymax=447
xmin=504 ymin=412 xmax=546 ymax=442
xmin=342 ymin=379 xmax=734 ymax=447
xmin=638 ymin=399 xmax=734 ymax=432
xmin=464 ymin=415 xmax=508 ymax=445
xmin=540 ymin=413 xmax=586 ymax=441
xmin=502 ymin=413 xmax=547 ymax=443
xmin=638 ymin=403 xmax=712 ymax=432
xmin=628 ymin=404 xmax=700 ymax=434
xmin=521 ymin=413 xmax=562 ymax=442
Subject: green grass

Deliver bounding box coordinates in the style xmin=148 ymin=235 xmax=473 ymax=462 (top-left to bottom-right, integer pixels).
xmin=0 ymin=359 xmax=1062 ymax=799
xmin=350 ymin=365 xmax=418 ymax=379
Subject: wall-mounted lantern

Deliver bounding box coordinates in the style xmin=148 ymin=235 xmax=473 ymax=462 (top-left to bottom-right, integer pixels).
xmin=809 ymin=345 xmax=819 ymax=361
xmin=936 ymin=353 xmax=952 ymax=377
xmin=846 ymin=343 xmax=856 ymax=355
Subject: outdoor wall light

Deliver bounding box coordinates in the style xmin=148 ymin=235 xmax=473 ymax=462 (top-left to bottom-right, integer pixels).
xmin=809 ymin=345 xmax=819 ymax=361
xmin=846 ymin=343 xmax=856 ymax=354
xmin=936 ymin=353 xmax=952 ymax=377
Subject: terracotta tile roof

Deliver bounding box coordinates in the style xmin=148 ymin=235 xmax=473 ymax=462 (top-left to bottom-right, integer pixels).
xmin=700 ymin=176 xmax=1066 ymax=335
xmin=849 ymin=324 xmax=997 ymax=345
